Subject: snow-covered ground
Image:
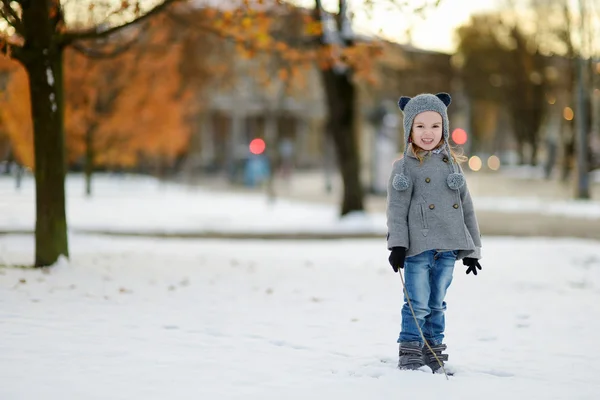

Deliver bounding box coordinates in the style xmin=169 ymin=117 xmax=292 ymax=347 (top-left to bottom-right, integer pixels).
xmin=0 ymin=174 xmax=386 ymax=235
xmin=2 ymin=174 xmax=600 ymax=398
xmin=473 ymin=196 xmax=600 ymax=219
xmin=499 ymin=164 xmax=600 ymax=183
xmin=1 ymin=234 xmax=599 ymax=399
xmin=1 ymin=174 xmax=600 ymax=238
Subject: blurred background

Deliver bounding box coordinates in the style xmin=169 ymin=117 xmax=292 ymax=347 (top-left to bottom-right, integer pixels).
xmin=1 ymin=0 xmax=599 ymax=253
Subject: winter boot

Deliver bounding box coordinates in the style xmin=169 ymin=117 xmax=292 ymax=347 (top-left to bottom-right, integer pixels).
xmin=423 ymin=343 xmax=449 ymax=374
xmin=398 ymin=342 xmax=425 ymax=370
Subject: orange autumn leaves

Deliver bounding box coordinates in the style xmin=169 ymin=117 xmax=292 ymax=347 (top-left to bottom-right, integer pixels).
xmin=65 ymin=35 xmax=193 ymax=168
xmin=1 ymin=2 xmax=386 ymax=170
xmin=0 ymin=58 xmax=34 ymax=167
xmin=0 ymin=25 xmax=194 ymax=169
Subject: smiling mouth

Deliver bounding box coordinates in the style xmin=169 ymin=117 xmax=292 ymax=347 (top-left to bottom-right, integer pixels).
xmin=421 ymin=138 xmax=434 ymax=145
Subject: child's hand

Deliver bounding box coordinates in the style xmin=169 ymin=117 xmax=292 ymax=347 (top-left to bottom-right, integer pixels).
xmin=388 ymin=247 xmax=407 ymax=273
xmin=463 ymin=257 xmax=482 ymax=275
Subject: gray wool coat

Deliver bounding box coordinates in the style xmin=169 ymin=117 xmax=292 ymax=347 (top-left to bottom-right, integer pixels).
xmin=386 ymin=150 xmax=482 ymax=260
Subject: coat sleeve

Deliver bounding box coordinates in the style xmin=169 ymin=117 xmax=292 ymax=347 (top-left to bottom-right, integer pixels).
xmin=386 ymin=159 xmax=412 ymax=250
xmin=459 ymin=179 xmax=482 ymax=259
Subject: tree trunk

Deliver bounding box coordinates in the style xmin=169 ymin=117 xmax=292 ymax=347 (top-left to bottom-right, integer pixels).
xmin=15 ymin=165 xmax=23 ymax=190
xmin=561 ymin=134 xmax=575 ymax=182
xmin=320 ymin=68 xmax=364 ymax=215
xmin=515 ymin=133 xmax=525 ymax=165
xmin=3 ymin=147 xmax=13 ymax=174
xmin=527 ymin=112 xmax=539 ymax=166
xmin=530 ymin=139 xmax=538 ymax=167
xmin=84 ymin=123 xmax=98 ymax=197
xmin=22 ymin=47 xmax=69 ymax=266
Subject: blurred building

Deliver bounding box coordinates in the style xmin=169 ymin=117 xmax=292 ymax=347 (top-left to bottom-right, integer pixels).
xmin=186 ymin=49 xmax=326 ymax=176
xmin=181 ymin=3 xmax=458 ymax=188
xmin=181 ymin=4 xmax=326 ymax=181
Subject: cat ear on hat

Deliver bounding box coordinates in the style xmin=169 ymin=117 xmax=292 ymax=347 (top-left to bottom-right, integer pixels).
xmin=435 ymin=92 xmax=452 ymax=107
xmin=398 ymin=96 xmax=411 ymax=111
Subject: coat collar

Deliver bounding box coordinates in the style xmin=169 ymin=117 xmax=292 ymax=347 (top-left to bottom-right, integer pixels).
xmin=405 ymin=145 xmax=450 ymax=160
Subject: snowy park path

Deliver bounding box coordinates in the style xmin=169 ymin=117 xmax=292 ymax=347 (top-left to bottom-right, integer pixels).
xmin=1 ymin=234 xmax=600 ymax=399
xmin=2 ymin=175 xmax=600 ymax=240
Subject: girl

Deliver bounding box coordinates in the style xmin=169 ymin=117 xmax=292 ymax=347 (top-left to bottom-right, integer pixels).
xmin=386 ymin=92 xmax=482 ymax=373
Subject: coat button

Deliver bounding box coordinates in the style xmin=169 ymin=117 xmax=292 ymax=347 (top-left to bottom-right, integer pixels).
xmin=429 ymin=204 xmax=435 ymax=210
xmin=425 ymin=177 xmax=431 ymax=183
xmin=453 ymin=204 xmax=459 ymax=209
xmin=443 ymin=157 xmax=449 ymax=163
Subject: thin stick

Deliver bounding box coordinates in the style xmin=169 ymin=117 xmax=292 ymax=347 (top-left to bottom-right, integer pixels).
xmin=399 ymin=269 xmax=449 ymax=380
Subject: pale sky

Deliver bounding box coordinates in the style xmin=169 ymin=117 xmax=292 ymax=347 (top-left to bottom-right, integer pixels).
xmin=0 ymin=0 xmax=502 ymax=54
xmin=291 ymin=0 xmax=502 ymax=53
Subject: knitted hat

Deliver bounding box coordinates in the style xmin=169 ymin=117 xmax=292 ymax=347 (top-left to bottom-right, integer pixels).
xmin=393 ymin=92 xmax=465 ymax=191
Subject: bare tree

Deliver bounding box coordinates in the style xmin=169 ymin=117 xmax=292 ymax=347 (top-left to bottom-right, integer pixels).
xmin=0 ymin=0 xmax=179 ymax=267
xmin=312 ymin=0 xmax=441 ymax=215
xmin=457 ymin=14 xmax=547 ymax=165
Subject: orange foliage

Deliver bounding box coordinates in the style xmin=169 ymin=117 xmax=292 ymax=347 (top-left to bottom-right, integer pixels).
xmin=1 ymin=1 xmax=385 ymax=170
xmin=220 ymin=1 xmax=384 ymax=89
xmin=0 ymin=57 xmax=34 ymax=167
xmin=192 ymin=2 xmax=318 ymax=89
xmin=0 ymin=48 xmax=192 ymax=170
xmin=80 ymin=45 xmax=192 ymax=168
xmin=64 ymin=33 xmax=193 ymax=169
xmin=1 ymin=11 xmax=224 ymax=170
xmin=340 ymin=42 xmax=384 ymax=85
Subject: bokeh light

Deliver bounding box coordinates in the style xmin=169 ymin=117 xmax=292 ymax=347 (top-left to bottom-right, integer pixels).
xmin=249 ymin=138 xmax=266 ymax=155
xmin=451 ymin=128 xmax=468 ymax=145
xmin=487 ymin=155 xmax=501 ymax=171
xmin=563 ymin=107 xmax=574 ymax=121
xmin=468 ymin=156 xmax=482 ymax=172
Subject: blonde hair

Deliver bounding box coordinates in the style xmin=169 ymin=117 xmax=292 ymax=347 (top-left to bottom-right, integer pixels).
xmin=408 ymin=138 xmax=467 ymax=165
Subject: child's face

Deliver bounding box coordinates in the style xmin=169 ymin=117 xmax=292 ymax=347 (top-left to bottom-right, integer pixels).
xmin=411 ymin=111 xmax=443 ymax=151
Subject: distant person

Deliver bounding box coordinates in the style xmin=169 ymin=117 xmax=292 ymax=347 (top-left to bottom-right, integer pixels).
xmin=386 ymin=93 xmax=483 ymax=374
xmin=278 ymin=137 xmax=294 ymax=181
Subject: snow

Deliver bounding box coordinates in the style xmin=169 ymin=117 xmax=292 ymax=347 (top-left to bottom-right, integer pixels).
xmin=1 ymin=174 xmax=600 ymax=239
xmin=500 ymin=164 xmax=600 ymax=184
xmin=475 ymin=196 xmax=600 ymax=219
xmin=46 ymin=67 xmax=55 ymax=86
xmin=49 ymin=92 xmax=57 ymax=112
xmin=1 ymin=234 xmax=600 ymax=399
xmin=0 ymin=174 xmax=386 ymax=235
xmin=2 ymin=173 xmax=600 ymax=398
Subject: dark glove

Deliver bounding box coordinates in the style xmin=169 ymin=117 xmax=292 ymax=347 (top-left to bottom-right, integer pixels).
xmin=388 ymin=247 xmax=406 ymax=273
xmin=463 ymin=257 xmax=482 ymax=275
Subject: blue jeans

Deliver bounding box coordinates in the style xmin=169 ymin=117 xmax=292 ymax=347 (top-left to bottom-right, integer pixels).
xmin=398 ymin=250 xmax=456 ymax=346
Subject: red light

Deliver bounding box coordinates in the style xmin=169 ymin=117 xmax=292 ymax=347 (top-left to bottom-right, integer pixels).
xmin=452 ymin=128 xmax=468 ymax=145
xmin=249 ymin=138 xmax=266 ymax=155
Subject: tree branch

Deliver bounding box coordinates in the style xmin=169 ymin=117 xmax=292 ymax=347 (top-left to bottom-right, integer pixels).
xmin=165 ymin=9 xmax=229 ymax=40
xmin=60 ymin=0 xmax=180 ymax=46
xmin=313 ymin=0 xmax=326 ymax=46
xmin=71 ymin=35 xmax=140 ymax=60
xmin=165 ymin=9 xmax=316 ymax=53
xmin=0 ymin=38 xmax=25 ymax=64
xmin=0 ymin=0 xmax=25 ymax=35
